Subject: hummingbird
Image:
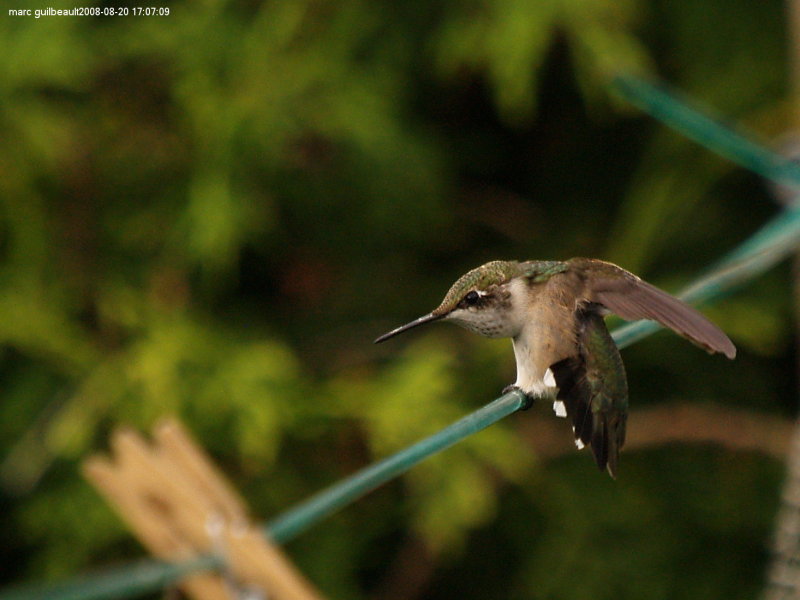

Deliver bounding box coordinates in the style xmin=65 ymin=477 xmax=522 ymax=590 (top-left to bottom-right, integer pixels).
xmin=375 ymin=258 xmax=735 ymax=477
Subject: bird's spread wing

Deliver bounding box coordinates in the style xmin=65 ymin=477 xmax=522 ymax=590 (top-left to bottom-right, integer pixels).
xmin=570 ymin=258 xmax=736 ymax=359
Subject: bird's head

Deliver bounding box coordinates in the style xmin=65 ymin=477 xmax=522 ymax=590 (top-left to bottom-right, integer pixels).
xmin=374 ymin=260 xmax=533 ymax=343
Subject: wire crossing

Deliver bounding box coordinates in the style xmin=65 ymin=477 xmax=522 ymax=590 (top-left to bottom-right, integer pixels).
xmin=4 ymin=74 xmax=800 ymax=600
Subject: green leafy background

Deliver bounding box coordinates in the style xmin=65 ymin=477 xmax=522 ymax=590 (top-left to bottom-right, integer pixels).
xmin=0 ymin=0 xmax=794 ymax=598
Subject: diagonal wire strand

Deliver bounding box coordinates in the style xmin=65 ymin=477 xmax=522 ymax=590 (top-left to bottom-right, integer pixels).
xmin=612 ymin=75 xmax=800 ymax=188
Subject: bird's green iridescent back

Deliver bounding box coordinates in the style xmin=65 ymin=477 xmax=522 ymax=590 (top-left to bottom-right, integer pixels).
xmin=523 ymin=259 xmax=571 ymax=283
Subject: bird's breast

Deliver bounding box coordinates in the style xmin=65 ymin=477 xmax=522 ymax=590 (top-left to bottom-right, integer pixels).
xmin=512 ymin=293 xmax=580 ymax=397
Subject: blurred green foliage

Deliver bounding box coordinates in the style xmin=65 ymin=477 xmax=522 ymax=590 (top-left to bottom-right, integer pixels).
xmin=0 ymin=0 xmax=795 ymax=598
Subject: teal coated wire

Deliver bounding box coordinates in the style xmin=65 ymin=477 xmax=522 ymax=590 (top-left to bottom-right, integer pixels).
xmin=0 ymin=556 xmax=220 ymax=600
xmin=5 ymin=74 xmax=800 ymax=600
xmin=266 ymin=390 xmax=530 ymax=543
xmin=612 ymin=75 xmax=800 ymax=189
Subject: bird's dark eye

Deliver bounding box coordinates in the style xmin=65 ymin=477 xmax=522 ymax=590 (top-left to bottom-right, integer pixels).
xmin=463 ymin=291 xmax=480 ymax=306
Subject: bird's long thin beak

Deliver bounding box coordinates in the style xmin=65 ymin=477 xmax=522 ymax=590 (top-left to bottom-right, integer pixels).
xmin=374 ymin=312 xmax=444 ymax=343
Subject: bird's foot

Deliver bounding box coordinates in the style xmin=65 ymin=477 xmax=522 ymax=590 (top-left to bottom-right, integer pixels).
xmin=502 ymin=385 xmax=535 ymax=410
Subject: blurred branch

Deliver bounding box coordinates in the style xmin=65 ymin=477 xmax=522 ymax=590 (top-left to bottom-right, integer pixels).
xmin=520 ymin=402 xmax=794 ymax=461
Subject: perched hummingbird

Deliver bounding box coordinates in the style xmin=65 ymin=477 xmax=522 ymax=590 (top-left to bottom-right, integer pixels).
xmin=375 ymin=258 xmax=735 ymax=477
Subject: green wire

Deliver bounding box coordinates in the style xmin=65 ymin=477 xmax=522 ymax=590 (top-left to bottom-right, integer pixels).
xmin=0 ymin=556 xmax=220 ymax=600
xmin=5 ymin=73 xmax=800 ymax=600
xmin=266 ymin=390 xmax=530 ymax=543
xmin=612 ymin=75 xmax=800 ymax=187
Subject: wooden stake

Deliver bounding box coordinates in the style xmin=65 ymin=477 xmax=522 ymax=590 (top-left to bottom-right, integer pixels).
xmin=83 ymin=418 xmax=325 ymax=600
